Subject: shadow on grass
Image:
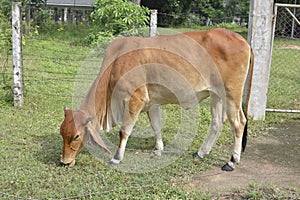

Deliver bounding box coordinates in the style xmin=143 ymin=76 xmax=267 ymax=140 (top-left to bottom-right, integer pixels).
xmin=33 ymin=133 xmax=106 ymax=167
xmin=32 ymin=133 xmax=63 ymax=166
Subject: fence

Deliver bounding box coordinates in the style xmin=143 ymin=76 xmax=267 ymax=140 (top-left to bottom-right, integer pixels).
xmin=0 ymin=30 xmax=94 ymax=110
xmin=21 ymin=37 xmax=93 ymax=107
xmin=0 ymin=2 xmax=105 ymax=109
xmin=267 ymin=3 xmax=300 ymax=113
xmin=156 ymin=12 xmax=249 ymax=28
xmin=2 ymin=2 xmax=300 ymax=113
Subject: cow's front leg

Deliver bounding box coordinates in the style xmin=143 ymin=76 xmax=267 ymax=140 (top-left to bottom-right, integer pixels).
xmin=109 ymin=88 xmax=147 ymax=167
xmin=109 ymin=129 xmax=130 ymax=166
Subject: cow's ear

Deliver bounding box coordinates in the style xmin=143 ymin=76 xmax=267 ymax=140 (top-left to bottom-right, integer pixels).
xmin=63 ymin=106 xmax=68 ymax=117
xmin=86 ymin=126 xmax=111 ymax=154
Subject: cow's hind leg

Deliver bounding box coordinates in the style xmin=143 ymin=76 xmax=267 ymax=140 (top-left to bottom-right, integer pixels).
xmin=195 ymin=94 xmax=226 ymax=159
xmin=221 ymin=104 xmax=247 ymax=171
xmin=109 ymin=89 xmax=147 ymax=166
xmin=147 ymin=105 xmax=164 ymax=156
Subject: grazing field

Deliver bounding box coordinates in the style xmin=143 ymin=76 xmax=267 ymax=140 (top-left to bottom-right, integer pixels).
xmin=0 ymin=27 xmax=299 ymax=199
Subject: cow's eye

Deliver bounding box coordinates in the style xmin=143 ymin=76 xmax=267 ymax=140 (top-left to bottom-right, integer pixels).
xmin=73 ymin=135 xmax=80 ymax=141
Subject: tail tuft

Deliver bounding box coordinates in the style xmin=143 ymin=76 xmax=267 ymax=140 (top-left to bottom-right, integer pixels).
xmin=242 ymin=47 xmax=253 ymax=153
xmin=242 ymin=120 xmax=248 ymax=152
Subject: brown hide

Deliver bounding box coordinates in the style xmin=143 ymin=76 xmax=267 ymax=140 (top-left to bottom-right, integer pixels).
xmin=60 ymin=28 xmax=252 ymax=167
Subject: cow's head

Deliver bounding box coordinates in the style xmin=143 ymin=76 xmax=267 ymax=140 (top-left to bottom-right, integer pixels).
xmin=59 ymin=107 xmax=110 ymax=167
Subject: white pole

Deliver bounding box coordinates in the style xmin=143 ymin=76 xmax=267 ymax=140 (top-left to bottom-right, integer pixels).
xmin=150 ymin=9 xmax=157 ymax=37
xmin=245 ymin=0 xmax=275 ymax=120
xmin=64 ymin=8 xmax=68 ymax=22
xmin=12 ymin=2 xmax=24 ymax=106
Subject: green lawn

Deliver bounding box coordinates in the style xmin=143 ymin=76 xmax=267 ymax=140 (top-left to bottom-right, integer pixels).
xmin=268 ymin=38 xmax=300 ymax=110
xmin=0 ymin=26 xmax=299 ymax=199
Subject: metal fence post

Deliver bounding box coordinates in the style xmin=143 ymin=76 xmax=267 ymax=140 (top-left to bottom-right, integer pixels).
xmin=150 ymin=9 xmax=157 ymax=37
xmin=244 ymin=0 xmax=275 ymax=120
xmin=12 ymin=2 xmax=24 ymax=106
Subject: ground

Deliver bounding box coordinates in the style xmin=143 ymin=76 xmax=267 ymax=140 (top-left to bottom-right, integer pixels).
xmin=186 ymin=121 xmax=300 ymax=198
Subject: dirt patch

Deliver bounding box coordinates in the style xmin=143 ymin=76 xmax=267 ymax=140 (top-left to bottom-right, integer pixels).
xmin=186 ymin=121 xmax=300 ymax=194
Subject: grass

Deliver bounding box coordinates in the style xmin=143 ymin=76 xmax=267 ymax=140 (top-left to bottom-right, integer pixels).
xmin=268 ymin=38 xmax=300 ymax=110
xmin=0 ymin=25 xmax=299 ymax=199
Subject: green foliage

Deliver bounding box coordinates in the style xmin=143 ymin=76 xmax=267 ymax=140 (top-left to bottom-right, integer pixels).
xmin=0 ymin=0 xmax=46 ymax=19
xmin=0 ymin=10 xmax=12 ymax=104
xmin=91 ymin=0 xmax=149 ymax=34
xmin=224 ymin=0 xmax=250 ymax=18
xmin=89 ymin=0 xmax=149 ymax=45
xmin=0 ymin=12 xmax=10 ymax=48
xmin=86 ymin=30 xmax=115 ymax=47
xmin=142 ymin=0 xmax=250 ymax=26
xmin=0 ymin=0 xmax=13 ymax=18
xmin=195 ymin=0 xmax=224 ymax=19
xmin=192 ymin=0 xmax=249 ymax=25
xmin=142 ymin=0 xmax=194 ymax=26
xmin=35 ymin=9 xmax=53 ymax=33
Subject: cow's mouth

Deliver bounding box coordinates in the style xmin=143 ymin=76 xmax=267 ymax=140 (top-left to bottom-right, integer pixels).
xmin=59 ymin=159 xmax=75 ymax=167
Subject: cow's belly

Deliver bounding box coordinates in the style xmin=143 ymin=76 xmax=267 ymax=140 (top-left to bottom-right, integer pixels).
xmin=144 ymin=84 xmax=210 ymax=111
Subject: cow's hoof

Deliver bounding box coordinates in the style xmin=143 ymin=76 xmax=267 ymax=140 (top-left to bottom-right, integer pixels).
xmin=108 ymin=161 xmax=118 ymax=168
xmin=108 ymin=158 xmax=120 ymax=167
xmin=193 ymin=152 xmax=201 ymax=159
xmin=154 ymin=150 xmax=162 ymax=156
xmin=221 ymin=163 xmax=234 ymax=171
xmin=193 ymin=152 xmax=208 ymax=159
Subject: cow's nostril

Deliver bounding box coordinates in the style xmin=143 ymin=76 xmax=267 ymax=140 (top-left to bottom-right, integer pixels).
xmin=59 ymin=161 xmax=70 ymax=167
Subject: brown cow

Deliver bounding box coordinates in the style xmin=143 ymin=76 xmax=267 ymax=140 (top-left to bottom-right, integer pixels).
xmin=60 ymin=28 xmax=253 ymax=171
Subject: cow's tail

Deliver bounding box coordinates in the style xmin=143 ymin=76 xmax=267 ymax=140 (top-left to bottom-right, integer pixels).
xmin=242 ymin=47 xmax=254 ymax=152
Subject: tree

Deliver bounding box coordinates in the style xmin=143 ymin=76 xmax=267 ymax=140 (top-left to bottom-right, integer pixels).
xmin=89 ymin=0 xmax=149 ymax=45
xmin=194 ymin=0 xmax=224 ymax=19
xmin=141 ymin=0 xmax=193 ymax=26
xmin=0 ymin=0 xmax=14 ymax=18
xmin=223 ymin=0 xmax=250 ymax=24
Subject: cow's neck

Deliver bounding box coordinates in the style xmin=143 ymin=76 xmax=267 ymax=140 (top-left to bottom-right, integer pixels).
xmin=79 ymin=67 xmax=112 ymax=130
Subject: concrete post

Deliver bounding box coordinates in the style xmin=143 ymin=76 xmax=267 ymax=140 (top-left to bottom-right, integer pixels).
xmin=150 ymin=9 xmax=157 ymax=37
xmin=12 ymin=2 xmax=24 ymax=106
xmin=245 ymin=0 xmax=275 ymax=120
xmin=64 ymin=8 xmax=68 ymax=22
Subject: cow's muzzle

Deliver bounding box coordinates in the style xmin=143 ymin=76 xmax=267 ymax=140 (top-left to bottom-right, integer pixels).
xmin=59 ymin=161 xmax=70 ymax=167
xmin=59 ymin=159 xmax=75 ymax=167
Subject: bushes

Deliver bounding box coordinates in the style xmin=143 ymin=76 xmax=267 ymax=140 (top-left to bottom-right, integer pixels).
xmin=88 ymin=0 xmax=149 ymax=45
xmin=0 ymin=12 xmax=10 ymax=52
xmin=0 ymin=11 xmax=12 ymax=104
